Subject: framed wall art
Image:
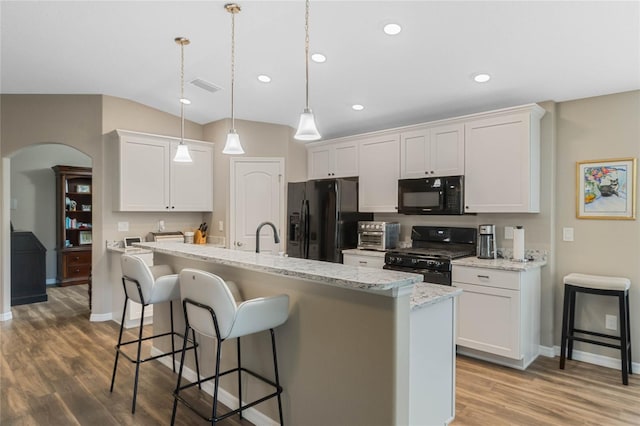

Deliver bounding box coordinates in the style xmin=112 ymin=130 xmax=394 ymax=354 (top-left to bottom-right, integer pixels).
xmin=576 ymin=157 xmax=636 ymax=220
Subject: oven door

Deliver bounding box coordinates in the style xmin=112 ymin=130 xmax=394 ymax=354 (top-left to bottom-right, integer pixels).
xmin=397 ymin=178 xmax=445 ymax=215
xmin=358 ymin=231 xmax=384 ymax=250
xmin=383 ymin=264 xmax=451 ymax=286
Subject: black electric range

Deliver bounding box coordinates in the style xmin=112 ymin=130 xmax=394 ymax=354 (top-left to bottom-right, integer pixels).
xmin=383 ymin=226 xmax=477 ymax=285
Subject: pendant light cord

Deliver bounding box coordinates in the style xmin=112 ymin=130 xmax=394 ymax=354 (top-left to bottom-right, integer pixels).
xmin=180 ymin=41 xmax=185 ymax=143
xmin=231 ymin=8 xmax=236 ymax=130
xmin=304 ymin=0 xmax=310 ymax=110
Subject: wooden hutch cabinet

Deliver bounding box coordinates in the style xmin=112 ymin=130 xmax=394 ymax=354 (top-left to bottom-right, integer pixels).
xmin=52 ymin=165 xmax=92 ymax=286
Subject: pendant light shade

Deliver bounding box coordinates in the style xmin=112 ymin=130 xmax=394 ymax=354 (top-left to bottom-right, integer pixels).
xmin=173 ymin=36 xmax=193 ymax=163
xmin=222 ymin=3 xmax=245 ymax=155
xmin=294 ymin=108 xmax=321 ymax=141
xmin=294 ymin=0 xmax=321 ymax=141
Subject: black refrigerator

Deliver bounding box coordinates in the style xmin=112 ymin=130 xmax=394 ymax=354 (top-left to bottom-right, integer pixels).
xmin=287 ymin=178 xmax=373 ymax=263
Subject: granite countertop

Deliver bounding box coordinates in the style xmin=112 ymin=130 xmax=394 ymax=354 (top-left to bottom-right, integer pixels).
xmin=135 ymin=242 xmax=423 ymax=296
xmin=341 ymin=248 xmax=387 ymax=258
xmin=452 ymin=256 xmax=547 ymax=272
xmin=410 ymin=283 xmax=462 ymax=311
xmin=106 ymin=246 xmax=153 ymax=254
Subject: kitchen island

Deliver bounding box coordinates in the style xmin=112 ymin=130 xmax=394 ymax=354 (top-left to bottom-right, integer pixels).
xmin=133 ymin=242 xmax=460 ymax=425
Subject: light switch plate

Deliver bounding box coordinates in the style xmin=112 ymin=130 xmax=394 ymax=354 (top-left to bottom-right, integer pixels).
xmin=605 ymin=314 xmax=617 ymax=330
xmin=118 ymin=221 xmax=129 ymax=232
xmin=504 ymin=226 xmax=514 ymax=240
xmin=562 ymin=227 xmax=574 ymax=242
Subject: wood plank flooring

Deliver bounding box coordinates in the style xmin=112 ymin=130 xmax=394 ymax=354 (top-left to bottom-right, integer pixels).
xmin=2 ymin=285 xmax=638 ymax=425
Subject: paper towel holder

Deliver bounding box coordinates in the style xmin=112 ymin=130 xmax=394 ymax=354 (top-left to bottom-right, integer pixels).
xmin=512 ymin=225 xmax=528 ymax=262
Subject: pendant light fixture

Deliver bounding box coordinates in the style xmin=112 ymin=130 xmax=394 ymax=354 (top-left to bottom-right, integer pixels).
xmin=222 ymin=3 xmax=245 ymax=155
xmin=173 ymin=36 xmax=193 ymax=162
xmin=294 ymin=0 xmax=321 ymax=141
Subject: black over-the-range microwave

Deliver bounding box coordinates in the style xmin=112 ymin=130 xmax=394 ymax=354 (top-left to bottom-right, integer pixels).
xmin=397 ymin=175 xmax=464 ymax=215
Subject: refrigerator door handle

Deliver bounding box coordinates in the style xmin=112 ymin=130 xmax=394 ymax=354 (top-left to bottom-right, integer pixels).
xmin=303 ymin=199 xmax=310 ymax=258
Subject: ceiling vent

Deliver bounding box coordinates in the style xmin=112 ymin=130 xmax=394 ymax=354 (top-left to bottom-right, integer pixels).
xmin=190 ymin=78 xmax=222 ymax=93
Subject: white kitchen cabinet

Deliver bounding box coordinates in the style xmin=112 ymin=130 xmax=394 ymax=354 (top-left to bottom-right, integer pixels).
xmin=358 ymin=133 xmax=400 ymax=212
xmin=400 ymin=123 xmax=464 ymax=178
xmin=464 ymin=105 xmax=545 ymax=213
xmin=342 ymin=251 xmax=385 ymax=268
xmin=453 ymin=265 xmax=541 ymax=370
xmin=114 ymin=130 xmax=214 ymax=212
xmin=307 ymin=140 xmax=358 ymax=179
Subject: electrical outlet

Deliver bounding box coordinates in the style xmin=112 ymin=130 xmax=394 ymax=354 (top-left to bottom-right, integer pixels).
xmin=118 ymin=221 xmax=129 ymax=232
xmin=504 ymin=226 xmax=514 ymax=240
xmin=605 ymin=314 xmax=617 ymax=330
xmin=218 ymin=220 xmax=224 ymax=232
xmin=562 ymin=227 xmax=574 ymax=242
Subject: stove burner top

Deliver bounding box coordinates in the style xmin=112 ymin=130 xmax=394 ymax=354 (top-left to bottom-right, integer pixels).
xmin=386 ymin=247 xmax=475 ymax=260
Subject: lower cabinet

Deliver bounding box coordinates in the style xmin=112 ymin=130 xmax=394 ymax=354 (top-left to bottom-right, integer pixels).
xmin=342 ymin=252 xmax=386 ymax=268
xmin=452 ymin=265 xmax=541 ymax=370
xmin=59 ymin=248 xmax=92 ymax=286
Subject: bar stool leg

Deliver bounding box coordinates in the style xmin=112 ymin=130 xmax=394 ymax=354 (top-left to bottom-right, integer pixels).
xmin=192 ymin=329 xmax=202 ymax=390
xmin=237 ymin=337 xmax=243 ymax=420
xmin=559 ymin=285 xmax=570 ymax=369
xmin=567 ymin=287 xmax=577 ymax=360
xmin=212 ymin=338 xmax=224 ymax=425
xmin=130 ymin=303 xmax=147 ymax=413
xmin=170 ymin=301 xmax=176 ymax=373
xmin=271 ymin=329 xmax=284 ymax=426
xmin=110 ymin=296 xmax=129 ymax=392
xmin=618 ymin=291 xmax=629 ymax=385
xmin=625 ymin=292 xmax=633 ymax=375
xmin=171 ymin=322 xmax=192 ymax=426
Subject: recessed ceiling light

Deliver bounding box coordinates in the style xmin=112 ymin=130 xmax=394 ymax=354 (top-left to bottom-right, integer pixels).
xmin=179 ymin=98 xmax=191 ymax=105
xmin=311 ymin=53 xmax=326 ymax=63
xmin=352 ymin=104 xmax=365 ymax=111
xmin=473 ymin=73 xmax=491 ymax=83
xmin=383 ymin=23 xmax=402 ymax=36
xmin=257 ymin=74 xmax=271 ymax=83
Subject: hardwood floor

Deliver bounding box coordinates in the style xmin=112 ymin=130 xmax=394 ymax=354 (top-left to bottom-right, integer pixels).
xmin=0 ymin=285 xmax=252 ymax=426
xmin=2 ymin=285 xmax=638 ymax=425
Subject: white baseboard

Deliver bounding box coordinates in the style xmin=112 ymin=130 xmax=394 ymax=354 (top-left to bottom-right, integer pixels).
xmin=89 ymin=312 xmax=112 ymax=322
xmin=151 ymin=347 xmax=279 ymax=426
xmin=46 ymin=278 xmax=57 ymax=285
xmin=0 ymin=311 xmax=13 ymax=321
xmin=538 ymin=345 xmax=555 ymax=358
xmin=552 ymin=345 xmax=640 ymax=372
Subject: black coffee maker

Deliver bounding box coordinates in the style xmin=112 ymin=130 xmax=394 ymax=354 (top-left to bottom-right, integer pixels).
xmin=478 ymin=224 xmax=496 ymax=259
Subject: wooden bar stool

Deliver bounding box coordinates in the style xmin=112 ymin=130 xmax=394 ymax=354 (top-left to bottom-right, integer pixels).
xmin=560 ymin=272 xmax=632 ymax=385
xmin=171 ymin=269 xmax=289 ymax=425
xmin=110 ymin=254 xmax=200 ymax=413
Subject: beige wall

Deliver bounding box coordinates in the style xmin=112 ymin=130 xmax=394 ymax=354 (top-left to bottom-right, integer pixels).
xmin=554 ymin=90 xmax=640 ymax=357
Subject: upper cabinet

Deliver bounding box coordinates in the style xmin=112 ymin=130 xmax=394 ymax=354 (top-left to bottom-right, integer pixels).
xmin=400 ymin=123 xmax=464 ymax=179
xmin=359 ymin=133 xmax=400 ymax=213
xmin=114 ymin=130 xmax=214 ymax=212
xmin=464 ymin=105 xmax=545 ymax=213
xmin=307 ymin=140 xmax=358 ymax=180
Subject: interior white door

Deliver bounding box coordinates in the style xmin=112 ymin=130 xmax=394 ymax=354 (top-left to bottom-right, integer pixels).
xmin=230 ymin=158 xmax=284 ymax=253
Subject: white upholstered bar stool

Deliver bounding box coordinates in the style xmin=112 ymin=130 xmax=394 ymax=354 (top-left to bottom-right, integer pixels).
xmin=171 ymin=269 xmax=289 ymax=425
xmin=560 ymin=272 xmax=632 ymax=385
xmin=110 ymin=254 xmax=200 ymax=413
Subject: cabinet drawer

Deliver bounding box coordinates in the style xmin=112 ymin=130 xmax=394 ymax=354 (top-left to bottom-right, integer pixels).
xmin=452 ymin=266 xmax=520 ymax=290
xmin=65 ymin=263 xmax=91 ymax=278
xmin=65 ymin=252 xmax=91 ymax=266
xmin=343 ymin=254 xmax=385 ymax=269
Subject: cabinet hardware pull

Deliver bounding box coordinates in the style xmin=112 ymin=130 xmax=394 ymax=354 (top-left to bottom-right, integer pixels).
xmin=359 ymin=261 xmax=368 ymax=265
xmin=477 ymin=275 xmax=490 ymax=279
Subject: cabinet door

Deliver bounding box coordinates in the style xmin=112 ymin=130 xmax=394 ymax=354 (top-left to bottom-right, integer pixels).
xmin=308 ymin=145 xmax=332 ymax=179
xmin=170 ymin=142 xmax=214 ymax=211
xmin=359 ymin=134 xmax=400 ymax=212
xmin=333 ymin=141 xmax=359 ymax=178
xmin=430 ymin=123 xmax=464 ymax=176
xmin=119 ymin=137 xmax=170 ymax=211
xmin=454 ymin=281 xmax=521 ymax=359
xmin=464 ymin=113 xmax=538 ymax=213
xmin=400 ymin=129 xmax=429 ymax=178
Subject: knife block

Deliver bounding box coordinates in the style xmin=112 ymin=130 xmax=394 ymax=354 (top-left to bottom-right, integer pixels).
xmin=194 ymin=230 xmax=206 ymax=244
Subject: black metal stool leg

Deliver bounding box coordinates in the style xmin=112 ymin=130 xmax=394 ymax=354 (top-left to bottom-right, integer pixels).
xmin=271 ymin=329 xmax=284 ymax=426
xmin=170 ymin=301 xmax=176 ymax=373
xmin=192 ymin=329 xmax=202 ymax=390
xmin=237 ymin=337 xmax=243 ymax=420
xmin=567 ymin=287 xmax=577 ymax=360
xmin=559 ymin=285 xmax=570 ymax=369
xmin=626 ymin=292 xmax=633 ymax=375
xmin=619 ymin=291 xmax=629 ymax=385
xmin=110 ymin=296 xmax=129 ymax=392
xmin=212 ymin=338 xmax=224 ymax=425
xmin=171 ymin=322 xmax=192 ymax=426
xmin=130 ymin=303 xmax=146 ymax=414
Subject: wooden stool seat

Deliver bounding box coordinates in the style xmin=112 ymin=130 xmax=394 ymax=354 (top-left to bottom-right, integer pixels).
xmin=560 ymin=273 xmax=632 ymax=385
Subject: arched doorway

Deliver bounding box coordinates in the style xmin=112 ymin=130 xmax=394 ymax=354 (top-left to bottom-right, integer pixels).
xmin=7 ymin=143 xmax=92 ymax=310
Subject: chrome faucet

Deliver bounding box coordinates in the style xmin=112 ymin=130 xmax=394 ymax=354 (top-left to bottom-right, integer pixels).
xmin=255 ymin=221 xmax=280 ymax=253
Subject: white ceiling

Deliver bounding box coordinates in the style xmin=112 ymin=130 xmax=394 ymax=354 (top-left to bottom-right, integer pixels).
xmin=2 ymin=1 xmax=639 ymax=140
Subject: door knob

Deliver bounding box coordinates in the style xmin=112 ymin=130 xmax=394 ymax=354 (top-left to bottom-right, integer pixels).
xmin=236 ymin=241 xmax=243 ymax=247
